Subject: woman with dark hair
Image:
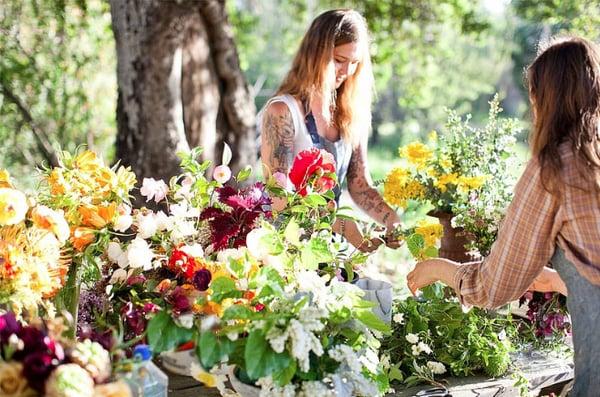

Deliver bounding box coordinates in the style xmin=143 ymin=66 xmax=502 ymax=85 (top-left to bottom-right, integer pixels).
xmin=259 ymin=9 xmax=401 ymax=252
xmin=408 ymin=36 xmax=600 ymax=395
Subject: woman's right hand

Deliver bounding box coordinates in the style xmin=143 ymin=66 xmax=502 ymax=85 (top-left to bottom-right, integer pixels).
xmin=338 ymin=218 xmax=383 ymax=253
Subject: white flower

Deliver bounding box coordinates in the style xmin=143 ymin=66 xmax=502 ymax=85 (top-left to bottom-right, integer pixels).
xmin=380 ymin=354 xmax=391 ymax=370
xmin=201 ymin=315 xmax=219 ymax=332
xmin=411 ymin=344 xmax=421 ymax=356
xmin=246 ymin=227 xmax=271 ymax=260
xmin=328 ymin=344 xmax=362 ymax=374
xmin=213 ymin=165 xmax=232 ymax=184
xmin=126 ymin=238 xmax=155 ymax=270
xmin=136 ymin=212 xmax=158 ymax=239
xmin=217 ymin=248 xmax=247 ymax=263
xmin=426 ymin=361 xmax=446 ymax=375
xmin=288 ymin=319 xmax=324 ymax=372
xmin=154 ymin=210 xmax=171 ymax=231
xmin=107 ymin=241 xmax=123 ymax=263
xmin=175 ymin=313 xmax=194 ymax=329
xmin=406 ymin=333 xmax=419 ymax=344
xmin=140 ymin=177 xmax=168 ymax=203
xmin=180 ymin=243 xmax=204 ymax=258
xmin=418 ymin=341 xmax=432 ymax=355
xmin=393 ymin=313 xmax=404 ymax=324
xmin=114 ymin=214 xmax=132 ymax=232
xmin=109 ymin=268 xmax=128 ymax=284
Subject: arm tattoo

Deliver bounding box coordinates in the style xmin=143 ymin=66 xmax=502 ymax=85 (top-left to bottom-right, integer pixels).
xmin=263 ymin=110 xmax=295 ymax=173
xmin=347 ymin=143 xmax=398 ymax=225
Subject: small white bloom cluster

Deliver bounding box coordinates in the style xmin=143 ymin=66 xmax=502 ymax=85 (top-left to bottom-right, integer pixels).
xmin=265 ymin=306 xmax=326 ymax=372
xmin=257 ymin=376 xmax=296 ymax=397
xmin=426 ymin=361 xmax=446 ymax=375
xmin=328 ymin=344 xmax=362 ymax=374
xmin=393 ymin=313 xmax=404 ymax=324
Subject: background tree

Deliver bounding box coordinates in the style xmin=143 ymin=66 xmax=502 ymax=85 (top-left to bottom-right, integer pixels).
xmin=110 ymin=0 xmax=256 ymax=184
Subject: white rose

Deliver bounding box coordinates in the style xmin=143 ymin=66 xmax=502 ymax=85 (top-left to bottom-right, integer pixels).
xmin=154 ymin=211 xmax=171 ymax=231
xmin=114 ymin=214 xmax=133 ymax=232
xmin=136 ymin=213 xmax=157 ymax=239
xmin=126 ymin=238 xmax=154 ymax=270
xmin=106 ymin=242 xmax=123 ymax=263
xmin=246 ymin=227 xmax=271 ymax=260
xmin=175 ymin=313 xmax=195 ymax=329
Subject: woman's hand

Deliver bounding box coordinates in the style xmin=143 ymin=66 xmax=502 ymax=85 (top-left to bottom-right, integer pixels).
xmin=383 ymin=222 xmax=403 ymax=249
xmin=406 ymin=258 xmax=460 ymax=296
xmin=335 ymin=218 xmax=383 ymax=253
xmin=529 ymin=267 xmax=568 ymax=296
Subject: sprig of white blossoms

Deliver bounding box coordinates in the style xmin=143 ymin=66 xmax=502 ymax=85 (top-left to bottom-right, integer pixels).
xmin=426 ymin=361 xmax=446 ymax=375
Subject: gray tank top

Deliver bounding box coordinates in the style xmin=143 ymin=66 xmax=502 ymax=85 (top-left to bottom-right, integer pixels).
xmin=259 ymin=94 xmax=352 ymax=202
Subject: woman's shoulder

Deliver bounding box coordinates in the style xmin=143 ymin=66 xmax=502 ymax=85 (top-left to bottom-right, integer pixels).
xmin=263 ymin=100 xmax=292 ymax=118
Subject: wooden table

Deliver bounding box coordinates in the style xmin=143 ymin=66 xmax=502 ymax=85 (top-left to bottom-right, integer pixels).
xmin=166 ymin=351 xmax=573 ymax=397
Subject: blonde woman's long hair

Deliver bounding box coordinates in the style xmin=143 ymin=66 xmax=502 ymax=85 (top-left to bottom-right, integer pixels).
xmin=277 ymin=9 xmax=374 ymax=147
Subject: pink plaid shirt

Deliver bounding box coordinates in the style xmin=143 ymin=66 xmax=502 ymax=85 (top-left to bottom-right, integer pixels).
xmin=454 ymin=143 xmax=600 ymax=308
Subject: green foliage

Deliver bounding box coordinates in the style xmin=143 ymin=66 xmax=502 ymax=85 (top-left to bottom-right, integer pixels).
xmin=0 ymin=0 xmax=116 ymax=189
xmin=381 ymin=285 xmax=517 ymax=386
xmin=147 ymin=310 xmax=196 ymax=354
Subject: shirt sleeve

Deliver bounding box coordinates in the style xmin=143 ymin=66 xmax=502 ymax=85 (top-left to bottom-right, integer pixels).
xmin=452 ymin=159 xmax=560 ymax=308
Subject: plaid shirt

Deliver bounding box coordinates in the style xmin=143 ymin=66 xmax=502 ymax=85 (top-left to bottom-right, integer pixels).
xmin=454 ymin=143 xmax=600 ymax=308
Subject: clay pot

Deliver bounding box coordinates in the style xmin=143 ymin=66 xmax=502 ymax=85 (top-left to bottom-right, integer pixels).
xmin=429 ymin=211 xmax=474 ymax=263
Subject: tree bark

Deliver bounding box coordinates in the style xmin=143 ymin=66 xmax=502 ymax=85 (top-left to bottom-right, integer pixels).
xmin=110 ymin=0 xmax=256 ymax=184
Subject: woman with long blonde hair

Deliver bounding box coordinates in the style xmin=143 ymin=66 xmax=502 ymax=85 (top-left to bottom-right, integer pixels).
xmin=260 ymin=9 xmax=400 ymax=251
xmin=408 ymin=36 xmax=600 ymax=395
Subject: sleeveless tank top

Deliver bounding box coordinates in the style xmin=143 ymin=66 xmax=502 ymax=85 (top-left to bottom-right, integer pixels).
xmin=258 ymin=94 xmax=352 ymax=202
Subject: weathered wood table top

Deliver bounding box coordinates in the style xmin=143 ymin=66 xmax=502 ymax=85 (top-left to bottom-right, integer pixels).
xmin=165 ymin=351 xmax=573 ymax=397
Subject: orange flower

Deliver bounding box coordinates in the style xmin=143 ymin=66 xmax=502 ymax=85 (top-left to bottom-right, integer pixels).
xmin=155 ymin=279 xmax=173 ymax=293
xmin=31 ymin=206 xmax=70 ymax=244
xmin=47 ymin=169 xmax=69 ymax=195
xmin=71 ymin=227 xmax=96 ymax=251
xmin=78 ymin=203 xmax=116 ymax=229
xmin=203 ymin=301 xmax=224 ymax=317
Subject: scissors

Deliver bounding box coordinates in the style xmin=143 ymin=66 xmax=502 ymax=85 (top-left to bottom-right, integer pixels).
xmin=414 ymin=387 xmax=452 ymax=397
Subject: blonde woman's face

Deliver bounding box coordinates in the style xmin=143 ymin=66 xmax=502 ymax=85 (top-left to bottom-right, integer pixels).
xmin=333 ymin=42 xmax=360 ymax=89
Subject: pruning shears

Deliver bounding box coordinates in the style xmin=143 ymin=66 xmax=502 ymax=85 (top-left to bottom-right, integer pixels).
xmin=414 ymin=387 xmax=452 ymax=397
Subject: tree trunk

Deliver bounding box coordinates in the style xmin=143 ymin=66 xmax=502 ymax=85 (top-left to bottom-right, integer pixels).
xmin=110 ymin=0 xmax=256 ymax=186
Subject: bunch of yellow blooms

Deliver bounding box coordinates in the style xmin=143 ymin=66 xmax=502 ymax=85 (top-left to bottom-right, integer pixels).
xmin=0 ymin=171 xmax=70 ymax=316
xmin=42 ymin=150 xmax=137 ymax=252
xmin=384 ymin=137 xmax=489 ymax=212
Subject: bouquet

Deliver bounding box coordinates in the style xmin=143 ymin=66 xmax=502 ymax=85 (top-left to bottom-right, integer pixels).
xmin=384 ymin=95 xmax=521 ymax=256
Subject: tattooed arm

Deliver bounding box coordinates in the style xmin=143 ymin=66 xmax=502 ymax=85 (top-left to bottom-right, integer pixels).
xmin=261 ymin=101 xmax=296 ymax=210
xmin=347 ymin=137 xmax=402 ymax=230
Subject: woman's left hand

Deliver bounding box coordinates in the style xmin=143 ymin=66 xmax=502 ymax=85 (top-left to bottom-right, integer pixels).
xmin=407 ymin=258 xmax=459 ymax=296
xmin=383 ymin=223 xmax=403 ymax=249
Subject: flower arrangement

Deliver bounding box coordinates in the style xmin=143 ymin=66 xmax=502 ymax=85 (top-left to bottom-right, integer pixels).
xmin=384 ymin=95 xmax=521 ymax=256
xmin=517 ymin=292 xmax=571 ymax=347
xmin=0 ymin=311 xmax=129 ymax=397
xmin=380 ymin=285 xmax=516 ymax=387
xmin=0 ymin=171 xmax=70 ymax=317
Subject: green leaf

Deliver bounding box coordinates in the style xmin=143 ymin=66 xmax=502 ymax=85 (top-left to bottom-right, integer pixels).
xmin=300 ymin=238 xmax=333 ymax=270
xmin=355 ymin=309 xmax=391 ymax=333
xmin=197 ymin=331 xmax=235 ymax=369
xmin=272 ymin=359 xmax=297 ymax=386
xmin=304 ymin=194 xmax=327 ymax=207
xmin=236 ymin=166 xmax=252 ymax=182
xmin=244 ymin=330 xmax=292 ymax=380
xmin=406 ymin=233 xmax=425 ymax=258
xmin=222 ymin=304 xmax=255 ymax=321
xmin=423 ymin=246 xmax=439 ymax=258
xmin=147 ymin=311 xmax=195 ymax=354
xmin=284 ymin=219 xmax=301 ymax=245
xmin=211 ymin=277 xmax=243 ymax=303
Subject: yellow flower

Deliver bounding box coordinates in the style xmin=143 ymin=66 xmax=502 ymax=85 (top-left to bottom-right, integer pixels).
xmin=47 ymin=169 xmax=69 ymax=195
xmin=435 ymin=173 xmax=459 ymax=193
xmin=190 ymin=363 xmax=226 ymax=389
xmin=0 ymin=362 xmax=36 ymax=397
xmin=399 ymin=142 xmax=433 ymax=168
xmin=428 ymin=130 xmax=438 ymax=142
xmin=73 ymin=150 xmax=102 ymax=173
xmin=383 ymin=168 xmax=425 ymax=208
xmin=0 ymin=188 xmax=28 ymax=226
xmin=0 ymin=170 xmax=13 ymax=188
xmin=439 ymin=156 xmax=453 ymax=170
xmin=415 ymin=220 xmax=444 ymax=247
xmin=457 ymin=175 xmax=489 ymax=193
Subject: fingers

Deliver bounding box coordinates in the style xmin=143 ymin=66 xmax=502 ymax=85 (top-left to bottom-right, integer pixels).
xmin=406 ymin=270 xmax=419 ymax=296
